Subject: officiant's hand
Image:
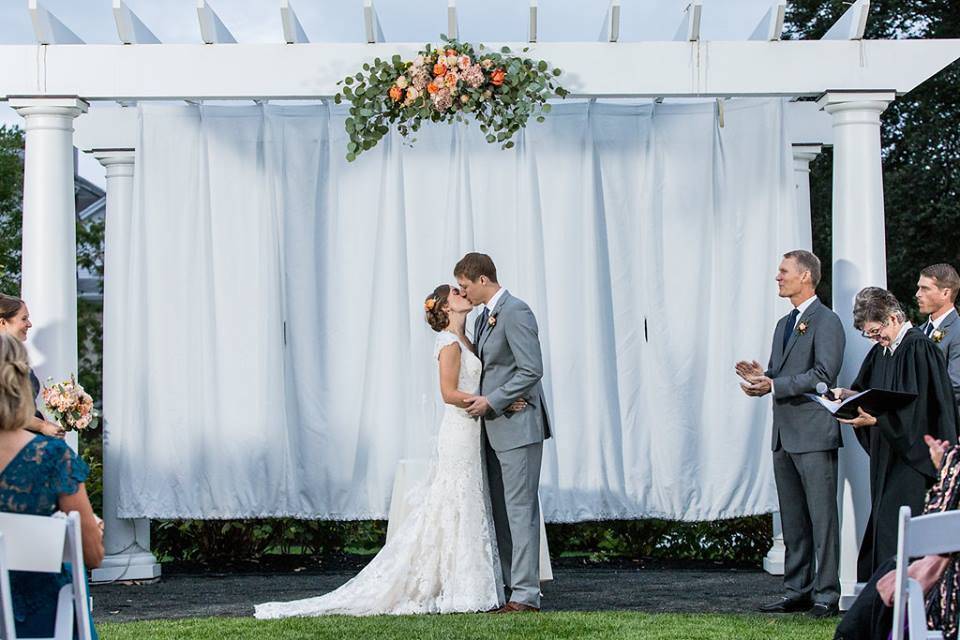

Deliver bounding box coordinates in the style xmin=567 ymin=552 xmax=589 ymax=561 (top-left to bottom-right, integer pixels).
xmin=831 ymin=387 xmax=856 ymax=401
xmin=838 ymin=407 xmax=877 ymax=428
xmin=464 ymin=395 xmax=492 ymax=418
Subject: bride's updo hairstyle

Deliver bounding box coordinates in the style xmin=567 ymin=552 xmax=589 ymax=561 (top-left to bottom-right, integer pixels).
xmin=424 ymin=285 xmax=451 ymax=333
xmin=0 ymin=334 xmax=34 ymax=431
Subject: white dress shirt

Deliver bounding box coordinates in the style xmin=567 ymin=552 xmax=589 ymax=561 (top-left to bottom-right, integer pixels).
xmin=929 ymin=307 xmax=957 ymax=331
xmin=886 ymin=321 xmax=913 ymax=355
xmin=485 ymin=287 xmax=507 ymax=313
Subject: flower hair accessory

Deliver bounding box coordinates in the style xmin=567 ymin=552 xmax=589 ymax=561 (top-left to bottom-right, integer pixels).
xmin=424 ymin=298 xmax=438 ymax=311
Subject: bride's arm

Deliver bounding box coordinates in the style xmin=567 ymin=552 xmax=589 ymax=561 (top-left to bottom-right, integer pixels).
xmin=438 ymin=343 xmax=473 ymax=406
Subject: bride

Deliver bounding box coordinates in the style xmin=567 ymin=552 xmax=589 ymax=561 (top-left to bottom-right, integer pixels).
xmin=255 ymin=284 xmax=528 ymax=617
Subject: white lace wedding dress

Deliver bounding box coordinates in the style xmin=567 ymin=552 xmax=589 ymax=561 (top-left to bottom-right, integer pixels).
xmin=254 ymin=331 xmax=503 ymax=617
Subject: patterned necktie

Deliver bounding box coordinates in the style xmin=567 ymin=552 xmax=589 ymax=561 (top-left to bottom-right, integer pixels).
xmin=924 ymin=322 xmax=935 ymax=337
xmin=783 ymin=309 xmax=799 ymax=353
xmin=479 ymin=307 xmax=490 ymax=340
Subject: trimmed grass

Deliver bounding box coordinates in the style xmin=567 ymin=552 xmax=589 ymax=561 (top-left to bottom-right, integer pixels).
xmin=100 ymin=612 xmax=836 ymax=639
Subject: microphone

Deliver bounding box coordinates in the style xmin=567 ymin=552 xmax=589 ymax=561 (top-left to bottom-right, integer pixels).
xmin=816 ymin=382 xmax=829 ymax=395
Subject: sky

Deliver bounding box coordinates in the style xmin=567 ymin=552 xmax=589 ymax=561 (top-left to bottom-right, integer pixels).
xmin=0 ymin=0 xmax=782 ymax=187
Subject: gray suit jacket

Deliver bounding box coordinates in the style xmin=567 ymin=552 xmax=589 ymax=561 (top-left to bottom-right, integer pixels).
xmin=476 ymin=291 xmax=552 ymax=452
xmin=922 ymin=307 xmax=960 ymax=413
xmin=764 ymin=297 xmax=845 ymax=454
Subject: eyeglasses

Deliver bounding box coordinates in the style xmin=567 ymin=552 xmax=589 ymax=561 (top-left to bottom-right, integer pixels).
xmin=861 ymin=319 xmax=890 ymax=339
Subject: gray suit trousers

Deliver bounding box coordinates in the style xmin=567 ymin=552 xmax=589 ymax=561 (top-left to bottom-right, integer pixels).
xmin=772 ymin=448 xmax=840 ymax=605
xmin=483 ymin=433 xmax=543 ymax=608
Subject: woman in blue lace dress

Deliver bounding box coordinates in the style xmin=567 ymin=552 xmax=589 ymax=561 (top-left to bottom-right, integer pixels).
xmin=0 ymin=334 xmax=103 ymax=638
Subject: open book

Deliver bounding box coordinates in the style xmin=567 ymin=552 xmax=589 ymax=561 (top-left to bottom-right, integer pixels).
xmin=804 ymin=388 xmax=917 ymax=420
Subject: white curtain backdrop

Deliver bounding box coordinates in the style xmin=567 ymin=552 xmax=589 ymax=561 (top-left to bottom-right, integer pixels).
xmin=110 ymin=99 xmax=808 ymax=521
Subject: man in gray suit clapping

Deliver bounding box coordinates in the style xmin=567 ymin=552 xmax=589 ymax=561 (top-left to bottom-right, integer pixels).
xmin=736 ymin=250 xmax=846 ymax=619
xmin=456 ymin=252 xmax=552 ymax=613
xmin=916 ymin=263 xmax=960 ymax=415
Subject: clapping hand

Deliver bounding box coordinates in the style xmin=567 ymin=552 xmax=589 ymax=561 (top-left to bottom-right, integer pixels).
xmin=925 ymin=434 xmax=950 ymax=471
xmin=838 ymin=407 xmax=877 ymax=428
xmin=736 ymin=360 xmax=771 ymax=397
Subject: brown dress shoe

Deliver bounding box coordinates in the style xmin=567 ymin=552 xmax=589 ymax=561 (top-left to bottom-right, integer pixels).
xmin=493 ymin=602 xmax=540 ymax=613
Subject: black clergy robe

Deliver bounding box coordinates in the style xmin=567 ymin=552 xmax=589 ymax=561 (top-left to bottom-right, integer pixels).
xmin=851 ymin=328 xmax=959 ymax=582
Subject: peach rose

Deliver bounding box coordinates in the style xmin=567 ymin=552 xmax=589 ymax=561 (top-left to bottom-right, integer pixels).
xmin=433 ymin=62 xmax=448 ymax=77
xmin=445 ymin=48 xmax=457 ymax=57
xmin=458 ymin=55 xmax=471 ymax=70
xmin=405 ymin=87 xmax=420 ymax=102
xmin=389 ymin=85 xmax=403 ymax=102
xmin=395 ymin=75 xmax=409 ymax=89
xmin=444 ymin=71 xmax=458 ymax=88
xmin=427 ymin=82 xmax=439 ymax=94
xmin=490 ymin=68 xmax=506 ymax=86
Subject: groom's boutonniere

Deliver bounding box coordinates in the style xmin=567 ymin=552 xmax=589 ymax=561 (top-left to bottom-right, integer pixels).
xmin=932 ymin=328 xmax=946 ymax=344
xmin=488 ymin=314 xmax=498 ymax=328
xmin=796 ymin=320 xmax=809 ymax=336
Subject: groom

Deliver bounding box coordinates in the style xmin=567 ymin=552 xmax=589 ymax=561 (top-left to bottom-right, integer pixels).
xmin=456 ymin=252 xmax=552 ymax=613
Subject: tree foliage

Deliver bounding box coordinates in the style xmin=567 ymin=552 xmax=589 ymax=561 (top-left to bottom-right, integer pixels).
xmin=786 ymin=0 xmax=960 ymax=315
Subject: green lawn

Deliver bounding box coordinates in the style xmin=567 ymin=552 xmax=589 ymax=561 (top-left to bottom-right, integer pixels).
xmin=100 ymin=612 xmax=836 ymax=639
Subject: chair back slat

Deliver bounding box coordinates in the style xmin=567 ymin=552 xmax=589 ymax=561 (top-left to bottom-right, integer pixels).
xmin=0 ymin=532 xmax=19 ymax=640
xmin=905 ymin=510 xmax=960 ymax=557
xmin=0 ymin=512 xmax=66 ymax=573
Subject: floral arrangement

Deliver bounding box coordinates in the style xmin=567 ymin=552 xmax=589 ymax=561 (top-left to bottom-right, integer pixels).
xmin=41 ymin=375 xmax=99 ymax=432
xmin=334 ymin=36 xmax=568 ymax=161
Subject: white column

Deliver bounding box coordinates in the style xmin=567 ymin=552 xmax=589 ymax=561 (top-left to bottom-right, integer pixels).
xmin=88 ymin=150 xmax=161 ymax=583
xmin=818 ymin=90 xmax=895 ymax=609
xmin=763 ymin=143 xmax=823 ymax=577
xmin=10 ymin=98 xmax=88 ymax=452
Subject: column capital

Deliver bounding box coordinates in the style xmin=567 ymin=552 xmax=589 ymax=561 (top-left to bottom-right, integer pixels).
xmin=816 ymin=91 xmax=896 ymax=115
xmin=792 ymin=144 xmax=823 ymax=164
xmin=10 ymin=96 xmax=89 ymax=116
xmin=92 ymin=149 xmax=135 ymax=176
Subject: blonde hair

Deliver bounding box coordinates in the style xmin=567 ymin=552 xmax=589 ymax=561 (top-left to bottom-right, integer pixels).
xmin=0 ymin=334 xmax=34 ymax=431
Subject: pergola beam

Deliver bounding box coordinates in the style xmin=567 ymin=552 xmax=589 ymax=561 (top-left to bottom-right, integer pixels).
xmin=528 ymin=0 xmax=538 ymax=43
xmin=1 ymin=40 xmax=958 ymax=100
xmin=674 ymin=0 xmax=702 ymax=42
xmin=748 ymin=2 xmax=786 ymax=41
xmin=280 ymin=0 xmax=309 ymax=44
xmin=822 ymin=0 xmax=869 ymax=40
xmin=447 ymin=0 xmax=458 ymax=41
xmin=197 ymin=0 xmax=236 ymax=44
xmin=29 ymin=0 xmax=84 ymax=45
xmin=363 ymin=0 xmax=385 ymax=44
xmin=598 ymin=0 xmax=620 ymax=43
xmin=113 ymin=0 xmax=160 ymax=45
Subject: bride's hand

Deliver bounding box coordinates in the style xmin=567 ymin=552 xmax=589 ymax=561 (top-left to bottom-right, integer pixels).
xmin=507 ymin=399 xmax=528 ymax=413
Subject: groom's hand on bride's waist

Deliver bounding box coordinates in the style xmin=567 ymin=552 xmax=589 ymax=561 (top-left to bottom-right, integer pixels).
xmin=464 ymin=395 xmax=492 ymax=418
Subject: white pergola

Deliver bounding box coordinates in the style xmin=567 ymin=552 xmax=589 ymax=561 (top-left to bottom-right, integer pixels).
xmin=2 ymin=0 xmax=959 ymax=605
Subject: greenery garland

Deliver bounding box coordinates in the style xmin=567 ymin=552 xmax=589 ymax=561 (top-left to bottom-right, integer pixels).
xmin=334 ymin=36 xmax=568 ymax=161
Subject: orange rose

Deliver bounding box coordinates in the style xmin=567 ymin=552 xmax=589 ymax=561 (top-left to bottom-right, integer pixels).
xmin=427 ymin=82 xmax=439 ymax=94
xmin=388 ymin=85 xmax=403 ymax=102
xmin=490 ymin=68 xmax=506 ymax=87
xmin=433 ymin=62 xmax=447 ymax=77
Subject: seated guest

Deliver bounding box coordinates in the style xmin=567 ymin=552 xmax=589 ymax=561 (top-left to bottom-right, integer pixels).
xmin=834 ymin=287 xmax=958 ymax=581
xmin=835 ymin=435 xmax=960 ymax=640
xmin=0 ymin=333 xmax=103 ymax=638
xmin=0 ymin=293 xmax=65 ymax=438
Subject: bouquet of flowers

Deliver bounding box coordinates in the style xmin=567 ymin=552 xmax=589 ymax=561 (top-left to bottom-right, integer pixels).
xmin=41 ymin=375 xmax=99 ymax=432
xmin=334 ymin=36 xmax=568 ymax=161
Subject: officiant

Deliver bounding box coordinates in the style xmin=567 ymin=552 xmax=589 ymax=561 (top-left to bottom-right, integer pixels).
xmin=835 ymin=287 xmax=959 ymax=581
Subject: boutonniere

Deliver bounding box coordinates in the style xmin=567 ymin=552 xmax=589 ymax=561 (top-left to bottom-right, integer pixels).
xmin=796 ymin=321 xmax=809 ymax=336
xmin=932 ymin=328 xmax=946 ymax=344
xmin=488 ymin=314 xmax=497 ymax=328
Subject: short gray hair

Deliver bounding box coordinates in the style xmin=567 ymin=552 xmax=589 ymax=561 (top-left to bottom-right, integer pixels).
xmin=783 ymin=250 xmax=822 ymax=287
xmin=852 ymin=287 xmax=905 ymax=331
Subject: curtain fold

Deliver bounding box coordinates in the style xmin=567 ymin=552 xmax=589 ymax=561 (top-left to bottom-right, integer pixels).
xmin=112 ymin=99 xmax=803 ymax=521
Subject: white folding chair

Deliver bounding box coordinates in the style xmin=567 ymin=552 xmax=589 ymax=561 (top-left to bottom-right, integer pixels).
xmin=1 ymin=532 xmax=17 ymax=640
xmin=0 ymin=512 xmax=93 ymax=640
xmin=891 ymin=505 xmax=960 ymax=640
